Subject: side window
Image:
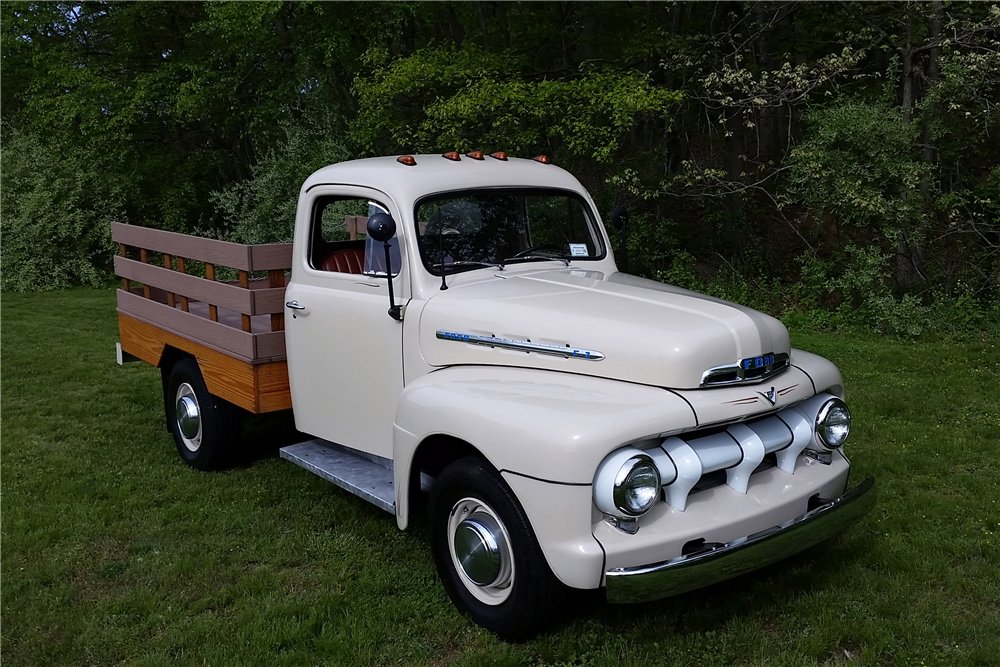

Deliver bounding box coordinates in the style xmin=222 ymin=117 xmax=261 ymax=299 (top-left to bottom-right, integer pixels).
xmin=309 ymin=196 xmax=399 ymax=276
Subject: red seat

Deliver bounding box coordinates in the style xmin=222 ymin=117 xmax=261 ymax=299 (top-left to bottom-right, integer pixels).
xmin=320 ymin=248 xmax=365 ymax=274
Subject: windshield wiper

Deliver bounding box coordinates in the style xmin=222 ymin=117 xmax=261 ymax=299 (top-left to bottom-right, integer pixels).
xmin=431 ymin=260 xmax=504 ymax=274
xmin=502 ymin=250 xmax=570 ymax=267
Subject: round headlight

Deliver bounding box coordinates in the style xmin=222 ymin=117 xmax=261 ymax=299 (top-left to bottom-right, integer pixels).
xmin=816 ymin=398 xmax=851 ymax=449
xmin=612 ymin=456 xmax=661 ymax=517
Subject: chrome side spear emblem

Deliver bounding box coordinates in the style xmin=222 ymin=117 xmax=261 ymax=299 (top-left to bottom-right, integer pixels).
xmin=758 ymin=386 xmax=777 ymax=406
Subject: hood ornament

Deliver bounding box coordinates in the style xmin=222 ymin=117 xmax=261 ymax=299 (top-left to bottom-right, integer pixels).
xmin=436 ymin=330 xmax=605 ymax=361
xmin=758 ymin=386 xmax=777 ymax=406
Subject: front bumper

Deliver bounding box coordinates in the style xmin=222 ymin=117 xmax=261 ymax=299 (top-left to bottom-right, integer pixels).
xmin=605 ymin=476 xmax=876 ymax=603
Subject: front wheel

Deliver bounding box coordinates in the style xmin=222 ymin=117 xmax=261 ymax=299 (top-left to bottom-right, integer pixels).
xmin=429 ymin=457 xmax=562 ymax=639
xmin=164 ymin=357 xmax=241 ymax=471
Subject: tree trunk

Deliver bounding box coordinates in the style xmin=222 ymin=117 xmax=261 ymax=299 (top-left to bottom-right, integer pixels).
xmin=476 ymin=1 xmax=491 ymax=52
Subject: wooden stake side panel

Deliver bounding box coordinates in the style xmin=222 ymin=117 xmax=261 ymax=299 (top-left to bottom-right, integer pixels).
xmin=119 ymin=314 xmax=291 ymax=414
xmin=112 ymin=222 xmax=291 ymax=340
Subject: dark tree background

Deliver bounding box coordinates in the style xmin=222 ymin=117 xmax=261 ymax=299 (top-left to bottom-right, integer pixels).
xmin=2 ymin=1 xmax=997 ymax=334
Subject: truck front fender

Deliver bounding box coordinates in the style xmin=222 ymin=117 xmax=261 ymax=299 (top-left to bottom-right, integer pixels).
xmin=392 ymin=365 xmax=696 ymax=589
xmin=392 ymin=365 xmax=695 ymax=520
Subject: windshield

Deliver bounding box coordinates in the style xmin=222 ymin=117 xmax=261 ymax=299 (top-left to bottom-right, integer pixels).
xmin=415 ymin=189 xmax=604 ymax=275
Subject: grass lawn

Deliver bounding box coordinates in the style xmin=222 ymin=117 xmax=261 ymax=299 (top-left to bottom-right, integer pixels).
xmin=2 ymin=288 xmax=998 ymax=666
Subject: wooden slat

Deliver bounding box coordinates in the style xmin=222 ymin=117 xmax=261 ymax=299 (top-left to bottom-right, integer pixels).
xmin=118 ymin=313 xmax=291 ymax=414
xmin=112 ymin=222 xmax=252 ymax=270
xmin=117 ymin=313 xmax=166 ymax=367
xmin=119 ymin=314 xmax=255 ymax=412
xmin=163 ymin=254 xmax=176 ymax=307
xmin=252 ymin=288 xmax=286 ymax=317
xmin=238 ymin=270 xmax=251 ymax=332
xmin=249 ymin=243 xmax=294 ymax=271
xmin=267 ymin=269 xmax=285 ymax=332
xmin=256 ymin=361 xmax=293 ymax=412
xmin=205 ymin=263 xmax=218 ymax=322
xmin=114 ymin=256 xmax=254 ymax=315
xmin=117 ymin=289 xmax=256 ymax=361
xmin=177 ymin=257 xmax=190 ymax=312
xmin=238 ymin=271 xmax=252 ymax=334
xmin=345 ymin=215 xmax=370 ymax=241
xmin=139 ymin=248 xmax=152 ymax=299
xmin=253 ymin=331 xmax=287 ymax=360
xmin=119 ymin=243 xmax=130 ymax=291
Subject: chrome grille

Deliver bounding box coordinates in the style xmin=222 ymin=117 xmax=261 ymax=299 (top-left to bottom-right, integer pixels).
xmin=646 ymin=393 xmax=833 ymax=511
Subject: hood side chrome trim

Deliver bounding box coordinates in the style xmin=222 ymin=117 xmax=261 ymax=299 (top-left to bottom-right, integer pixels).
xmin=436 ymin=330 xmax=605 ymax=361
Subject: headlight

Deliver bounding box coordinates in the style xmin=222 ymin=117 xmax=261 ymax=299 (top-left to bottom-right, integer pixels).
xmin=613 ymin=456 xmax=661 ymax=516
xmin=594 ymin=449 xmax=662 ymax=518
xmin=815 ymin=398 xmax=851 ymax=449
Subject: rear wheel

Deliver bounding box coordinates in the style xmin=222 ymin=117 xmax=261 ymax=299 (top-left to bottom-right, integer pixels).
xmin=429 ymin=457 xmax=562 ymax=640
xmin=164 ymin=357 xmax=241 ymax=470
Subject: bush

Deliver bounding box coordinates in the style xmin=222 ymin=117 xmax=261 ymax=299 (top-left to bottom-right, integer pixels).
xmin=211 ymin=109 xmax=352 ymax=245
xmin=0 ymin=130 xmax=123 ymax=292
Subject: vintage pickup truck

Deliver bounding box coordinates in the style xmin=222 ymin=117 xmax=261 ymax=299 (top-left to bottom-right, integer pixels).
xmin=114 ymin=152 xmax=875 ymax=638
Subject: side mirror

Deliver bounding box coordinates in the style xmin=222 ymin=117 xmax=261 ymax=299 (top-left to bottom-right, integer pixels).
xmin=367 ymin=212 xmax=396 ymax=242
xmin=366 ymin=212 xmax=402 ymax=321
xmin=610 ymin=206 xmax=629 ymax=231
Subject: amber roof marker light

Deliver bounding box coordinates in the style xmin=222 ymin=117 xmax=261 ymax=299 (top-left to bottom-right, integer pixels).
xmin=442 ymin=151 xmax=461 ymax=161
xmin=397 ymin=155 xmax=417 ymax=166
xmin=489 ymin=151 xmax=508 ymax=161
xmin=533 ymin=155 xmax=551 ymax=164
xmin=466 ymin=151 xmax=485 ymax=160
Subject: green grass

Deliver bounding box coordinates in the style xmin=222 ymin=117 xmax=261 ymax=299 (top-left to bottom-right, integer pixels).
xmin=2 ymin=288 xmax=998 ymax=667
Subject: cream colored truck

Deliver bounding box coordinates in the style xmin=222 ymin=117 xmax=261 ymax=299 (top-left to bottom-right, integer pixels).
xmin=114 ymin=153 xmax=875 ymax=639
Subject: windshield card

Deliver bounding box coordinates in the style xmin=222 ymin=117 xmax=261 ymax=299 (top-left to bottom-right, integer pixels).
xmin=569 ymin=244 xmax=589 ymax=257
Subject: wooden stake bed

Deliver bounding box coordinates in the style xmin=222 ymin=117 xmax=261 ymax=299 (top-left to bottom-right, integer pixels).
xmin=112 ymin=222 xmax=294 ymax=414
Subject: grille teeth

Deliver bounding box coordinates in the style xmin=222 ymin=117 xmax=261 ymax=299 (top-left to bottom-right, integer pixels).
xmin=651 ymin=394 xmax=836 ymax=510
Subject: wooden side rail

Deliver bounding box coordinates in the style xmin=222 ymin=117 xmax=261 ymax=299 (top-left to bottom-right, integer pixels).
xmin=112 ymin=222 xmax=293 ymax=364
xmin=113 ymin=257 xmax=285 ymax=316
xmin=111 ymin=222 xmax=292 ymax=271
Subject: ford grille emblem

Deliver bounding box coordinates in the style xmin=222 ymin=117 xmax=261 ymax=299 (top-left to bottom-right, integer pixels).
xmin=758 ymin=386 xmax=777 ymax=406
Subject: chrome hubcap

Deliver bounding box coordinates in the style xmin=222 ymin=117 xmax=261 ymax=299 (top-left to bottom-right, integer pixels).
xmin=448 ymin=498 xmax=514 ymax=605
xmin=454 ymin=513 xmax=503 ymax=586
xmin=174 ymin=383 xmax=202 ymax=452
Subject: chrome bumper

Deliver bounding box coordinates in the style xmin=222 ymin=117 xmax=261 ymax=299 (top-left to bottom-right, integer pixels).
xmin=605 ymin=476 xmax=876 ymax=604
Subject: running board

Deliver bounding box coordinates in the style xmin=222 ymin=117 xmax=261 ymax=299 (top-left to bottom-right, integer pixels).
xmin=280 ymin=439 xmax=395 ymax=513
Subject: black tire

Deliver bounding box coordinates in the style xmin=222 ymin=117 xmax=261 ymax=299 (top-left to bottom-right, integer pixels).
xmin=429 ymin=457 xmax=562 ymax=640
xmin=164 ymin=357 xmax=241 ymax=471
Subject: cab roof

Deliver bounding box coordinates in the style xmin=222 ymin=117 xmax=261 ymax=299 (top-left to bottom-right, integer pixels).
xmin=301 ymin=155 xmax=588 ymax=205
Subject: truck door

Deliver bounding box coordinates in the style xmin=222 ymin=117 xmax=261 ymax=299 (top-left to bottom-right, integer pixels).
xmin=283 ymin=187 xmax=406 ymax=459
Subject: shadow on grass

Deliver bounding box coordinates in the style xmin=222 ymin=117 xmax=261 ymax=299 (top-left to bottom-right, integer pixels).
xmin=545 ymin=535 xmax=871 ymax=638
xmin=234 ymin=409 xmax=305 ymax=467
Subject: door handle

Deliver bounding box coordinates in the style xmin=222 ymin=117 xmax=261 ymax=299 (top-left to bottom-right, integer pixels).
xmin=286 ymin=300 xmax=305 ymax=310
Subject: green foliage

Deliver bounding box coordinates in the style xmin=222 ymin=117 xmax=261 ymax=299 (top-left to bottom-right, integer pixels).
xmin=211 ymin=110 xmax=352 ymax=245
xmin=1 ymin=1 xmax=997 ymax=337
xmin=354 ymin=46 xmax=680 ymax=162
xmin=0 ymin=130 xmax=122 ymax=291
xmin=788 ymin=100 xmax=928 ymax=237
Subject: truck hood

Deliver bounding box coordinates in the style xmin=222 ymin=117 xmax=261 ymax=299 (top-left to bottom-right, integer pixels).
xmin=417 ymin=269 xmax=790 ymax=390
